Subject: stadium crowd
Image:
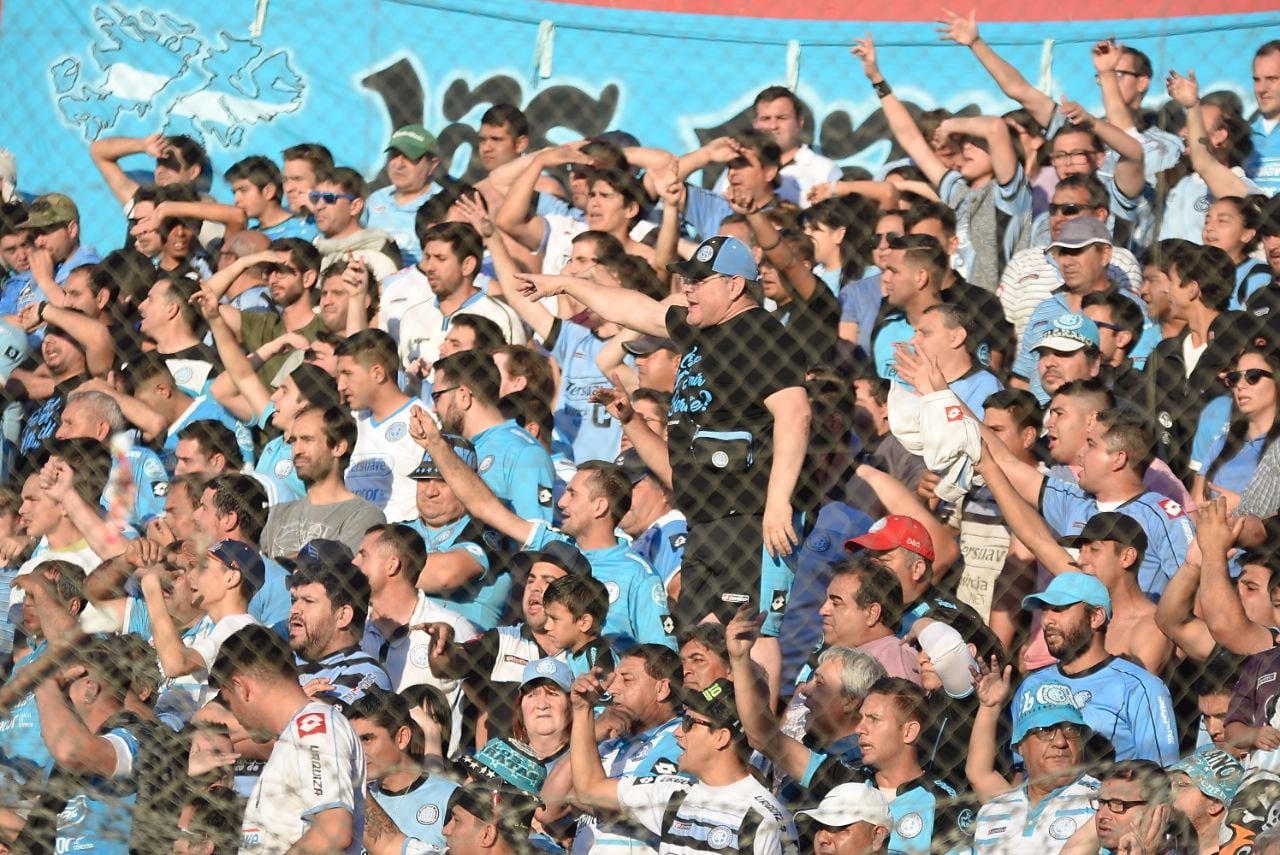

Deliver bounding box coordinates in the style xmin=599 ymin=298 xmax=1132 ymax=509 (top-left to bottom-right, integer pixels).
xmin=0 ymin=17 xmax=1279 ymax=855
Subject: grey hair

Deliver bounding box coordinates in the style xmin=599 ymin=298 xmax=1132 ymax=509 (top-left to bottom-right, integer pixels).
xmin=65 ymin=390 xmax=126 ymax=433
xmin=817 ymin=646 xmax=887 ymax=699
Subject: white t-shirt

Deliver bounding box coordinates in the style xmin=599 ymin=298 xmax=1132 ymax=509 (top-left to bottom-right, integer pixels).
xmin=241 ymin=702 xmax=366 ymax=854
xmin=396 ymin=285 xmax=527 ymax=371
xmin=345 ymin=400 xmax=421 ymax=523
xmin=187 ymin=612 xmax=260 ymax=673
xmin=615 ymin=773 xmax=798 ymax=855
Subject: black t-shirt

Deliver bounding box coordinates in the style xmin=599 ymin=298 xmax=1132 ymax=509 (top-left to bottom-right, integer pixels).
xmin=665 ymin=305 xmax=804 ymax=522
xmin=772 ymin=283 xmax=840 ymax=369
xmin=941 ymin=277 xmax=1013 ymax=367
xmin=19 ymin=374 xmax=86 ymax=462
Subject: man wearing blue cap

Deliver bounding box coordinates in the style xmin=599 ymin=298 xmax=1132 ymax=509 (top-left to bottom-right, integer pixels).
xmin=1031 ymin=313 xmax=1104 ymax=404
xmin=514 ymin=235 xmax=809 ymax=682
xmin=1013 ymin=572 xmax=1178 ymax=766
xmin=970 ymin=678 xmax=1100 ymax=854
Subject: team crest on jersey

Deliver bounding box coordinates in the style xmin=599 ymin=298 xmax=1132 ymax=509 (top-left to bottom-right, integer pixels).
xmin=652 ymin=585 xmax=667 ymax=606
xmin=417 ymin=805 xmax=440 ymax=825
xmin=385 ymin=422 xmax=407 ymax=442
xmin=604 ymin=581 xmax=621 ymax=603
xmin=275 ymin=459 xmax=294 ymax=478
xmin=174 ymin=366 xmax=194 ymax=385
xmin=1073 ymin=690 xmax=1093 ymax=708
xmin=1049 ymin=817 xmax=1078 ymax=839
xmin=1158 ymin=499 xmax=1184 ymax=518
xmin=957 ymin=809 xmax=975 ymax=832
xmin=483 ymin=529 xmax=503 ymax=550
xmin=296 ymin=712 xmax=327 ymax=736
xmin=479 ymin=455 xmax=495 ymax=473
xmin=410 ymin=644 xmax=432 ymax=667
xmin=976 ymin=343 xmax=991 ymax=366
xmin=707 ymin=827 xmax=735 ymax=849
xmin=1158 ymin=412 xmax=1173 ymax=429
xmin=897 ymin=812 xmax=923 ymax=839
xmin=805 ymin=531 xmax=831 ymax=552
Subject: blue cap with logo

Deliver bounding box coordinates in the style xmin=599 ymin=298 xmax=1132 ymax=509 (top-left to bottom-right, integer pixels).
xmin=1033 ymin=312 xmax=1101 ymax=354
xmin=460 ymin=737 xmax=547 ymax=795
xmin=668 ymin=235 xmax=759 ymax=282
xmin=1172 ymin=747 xmax=1244 ymax=804
xmin=1012 ymin=682 xmax=1090 ymax=744
xmin=520 ymin=657 xmax=574 ymax=694
xmin=1022 ymin=571 xmax=1112 ymax=620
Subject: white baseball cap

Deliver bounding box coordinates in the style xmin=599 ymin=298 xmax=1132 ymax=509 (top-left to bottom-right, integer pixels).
xmin=794 ymin=782 xmax=892 ymax=829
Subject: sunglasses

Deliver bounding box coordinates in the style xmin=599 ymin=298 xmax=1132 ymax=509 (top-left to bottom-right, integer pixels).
xmin=680 ymin=714 xmax=716 ymax=732
xmin=873 ymin=231 xmax=902 ymax=247
xmin=431 ymin=386 xmax=460 ymax=403
xmin=265 ymin=262 xmax=301 ymax=276
xmin=308 ymin=191 xmax=359 ymax=206
xmin=1224 ymin=368 xmax=1275 ymax=388
xmin=1049 ymin=203 xmax=1095 ymax=216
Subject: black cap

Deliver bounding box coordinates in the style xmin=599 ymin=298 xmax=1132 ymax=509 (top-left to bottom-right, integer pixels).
xmin=622 ymin=335 xmax=679 ymax=356
xmin=409 ymin=434 xmax=478 ymax=480
xmin=682 ymin=678 xmax=745 ymax=738
xmin=528 ymin=540 xmax=592 ymax=576
xmin=447 ymin=782 xmax=540 ymax=830
xmin=613 ymin=449 xmax=652 ymax=485
xmin=1062 ymin=512 xmax=1148 ymax=552
xmin=207 ymin=539 xmax=266 ymax=598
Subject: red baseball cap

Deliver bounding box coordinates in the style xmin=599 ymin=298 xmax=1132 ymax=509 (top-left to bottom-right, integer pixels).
xmin=845 ymin=515 xmax=935 ymax=562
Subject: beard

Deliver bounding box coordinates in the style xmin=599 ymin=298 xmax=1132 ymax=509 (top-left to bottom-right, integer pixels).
xmin=1045 ymin=619 xmax=1094 ymax=664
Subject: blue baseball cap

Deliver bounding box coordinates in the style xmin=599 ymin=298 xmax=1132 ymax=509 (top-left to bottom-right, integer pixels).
xmin=409 ymin=433 xmax=477 ymax=480
xmin=519 ymin=657 xmax=574 ymax=693
xmin=1171 ymin=747 xmax=1244 ymax=804
xmin=1011 ymin=682 xmax=1089 ymax=744
xmin=1022 ymin=571 xmax=1112 ymax=620
xmin=668 ymin=235 xmax=758 ymax=282
xmin=1033 ymin=312 xmax=1101 ymax=354
xmin=207 ymin=540 xmax=266 ymax=598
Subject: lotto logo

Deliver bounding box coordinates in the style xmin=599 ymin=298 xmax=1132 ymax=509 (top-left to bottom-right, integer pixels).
xmin=296 ymin=713 xmax=327 ymax=737
xmin=945 ymin=406 xmax=963 ymax=422
xmin=1158 ymin=499 xmax=1184 ymax=518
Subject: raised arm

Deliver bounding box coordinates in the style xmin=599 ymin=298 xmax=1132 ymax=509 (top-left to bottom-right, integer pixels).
xmin=141 ymin=199 xmax=247 ymax=237
xmin=568 ymin=670 xmax=622 ymax=811
xmin=1153 ymin=558 xmax=1216 ymax=661
xmin=966 ymin=656 xmax=1016 ymax=802
xmin=936 ymin=9 xmax=1055 ymax=127
xmin=514 ymin=272 xmax=670 ymax=338
xmin=675 ymin=137 xmax=740 ymax=184
xmin=1197 ymin=498 xmax=1275 ymax=655
xmin=88 ymin=134 xmax=162 ymax=205
xmin=191 ymin=289 xmax=269 ymax=422
xmin=495 ymin=144 xmax=593 ymax=251
xmin=1057 ymin=97 xmax=1146 ymax=199
xmin=203 ymin=249 xmax=279 ymax=301
xmin=34 ymin=665 xmax=126 ymax=776
xmin=459 ymin=193 xmax=555 ymax=341
xmin=1169 ymin=71 xmax=1251 ymax=198
xmin=853 ymin=462 xmax=961 ymax=572
xmin=407 ymin=407 xmax=534 ymax=544
xmin=726 ymin=607 xmax=813 ymax=779
xmin=22 ymin=302 xmax=113 ymax=377
xmin=590 ymin=380 xmax=674 ymax=490
xmin=140 ymin=566 xmax=205 ymax=678
xmin=741 ymin=203 xmax=820 ymax=301
xmin=936 ymin=115 xmax=1021 ymax=187
xmin=975 ymin=421 xmax=1047 ymax=504
xmin=973 ymin=444 xmax=1075 ymax=575
xmin=77 ymin=377 xmax=168 ymax=442
xmin=851 ymin=34 xmax=949 ymax=187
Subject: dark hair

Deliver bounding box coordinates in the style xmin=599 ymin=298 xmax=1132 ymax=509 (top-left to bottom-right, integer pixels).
xmin=621 ymin=643 xmax=683 ymax=690
xmin=580 ymin=167 xmax=646 ymax=225
xmin=501 ymin=387 xmax=553 ymax=451
xmin=282 ymin=143 xmax=334 ymax=173
xmin=0 ymin=200 xmax=28 ymax=240
xmin=347 ymin=686 xmax=411 ymax=735
xmin=632 ymin=387 xmax=673 ymax=413
xmin=833 ymin=555 xmax=904 ymax=630
xmin=368 ymin=523 xmax=428 ymax=586
xmin=1081 ymin=289 xmax=1144 ymax=356
xmin=335 ymin=328 xmax=400 ymax=377
xmin=1193 ymin=655 xmax=1247 ymax=697
xmin=575 ymin=460 xmax=633 ymax=523
xmin=677 ymin=622 xmax=728 ymax=662
xmin=1104 ymin=759 xmax=1171 ymax=805
xmin=494 ymin=345 xmax=555 ymax=407
xmin=1054 ymin=174 xmax=1110 ymax=210
xmin=1048 ymin=124 xmax=1106 ymax=158
xmin=921 ymin=302 xmax=971 ymax=332
xmin=754 ymin=85 xmax=805 ymax=118
xmin=156 ymin=273 xmax=204 ymax=332
xmin=450 ymin=314 xmax=507 ymax=354
xmin=316 ymin=166 xmax=366 ymax=200
xmin=572 ymin=230 xmax=627 ymax=270
xmin=416 ymin=184 xmax=484 ymax=241
xmin=434 ymin=350 xmax=503 ymax=408
xmin=802 ymin=196 xmax=872 ymax=283
xmin=731 ymin=128 xmax=783 ymax=175
xmin=79 ymin=636 xmax=137 ymax=704
xmin=269 ymin=236 xmax=321 ymax=275
xmin=296 ymin=404 xmax=357 ymax=471
xmin=868 ymin=676 xmax=929 ymax=728
xmin=224 ymin=155 xmax=284 ymax=198
xmin=177 ymin=420 xmax=244 ymax=470
xmin=1205 ymin=344 xmax=1280 ymax=486
xmin=202 ymin=474 xmax=269 ymax=544
xmin=288 ymin=363 xmax=342 ymax=412
xmin=1053 ymin=378 xmax=1115 ymax=413
xmin=32 ymin=559 xmax=87 ymax=611
xmin=480 ymin=104 xmax=530 ymax=138
xmin=616 ymin=254 xmax=667 ymax=301
xmin=94 ymin=248 xmax=158 ymax=307
xmin=903 ymin=201 xmax=957 ymax=241
xmin=1120 ymin=46 xmax=1154 ymax=79
xmin=400 ymin=682 xmax=452 ymax=758
xmin=1169 ymin=243 xmax=1235 ymax=311
xmin=1209 ymin=195 xmax=1264 ymax=254
xmin=289 ymin=556 xmax=371 ymax=632
xmin=983 ymin=387 xmax=1043 ymax=433
xmin=543 ymin=574 xmax=609 ymax=632
xmin=420 ymin=221 xmax=484 ymax=268
xmin=889 ymin=233 xmax=948 ymax=285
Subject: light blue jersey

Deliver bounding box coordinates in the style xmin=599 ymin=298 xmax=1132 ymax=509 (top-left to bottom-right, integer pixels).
xmin=628 ymin=510 xmax=687 ymax=586
xmin=54 ymin=719 xmax=144 ymax=855
xmin=526 ymin=522 xmax=676 ymax=650
xmin=547 ymin=319 xmax=630 ymax=464
xmin=162 ymin=395 xmax=254 ymax=475
xmin=872 ymin=313 xmax=913 ymax=383
xmin=256 ymin=214 xmax=318 ymax=241
xmin=1247 ymin=115 xmax=1280 ymax=196
xmin=365 ymin=184 xmax=445 ymax=267
xmin=98 ymin=445 xmax=168 ymax=527
xmin=374 ymin=774 xmax=458 ymax=850
xmin=408 ymin=514 xmax=511 ymax=630
xmin=473 ymin=419 xmax=556 ymax=523
xmin=576 ymin=718 xmax=685 ymax=853
xmin=1015 ymin=658 xmax=1179 ymax=765
xmin=1040 ymin=476 xmax=1195 ymax=597
xmin=0 ymin=643 xmax=52 ymax=793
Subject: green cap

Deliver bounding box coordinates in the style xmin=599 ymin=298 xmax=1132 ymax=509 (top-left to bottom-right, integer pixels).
xmin=20 ymin=193 xmax=78 ymax=229
xmin=386 ymin=124 xmax=438 ymax=160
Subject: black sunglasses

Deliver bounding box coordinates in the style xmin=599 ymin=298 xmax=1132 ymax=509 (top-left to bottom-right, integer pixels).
xmin=1224 ymin=368 xmax=1275 ymax=388
xmin=1049 ymin=203 xmax=1096 ymax=216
